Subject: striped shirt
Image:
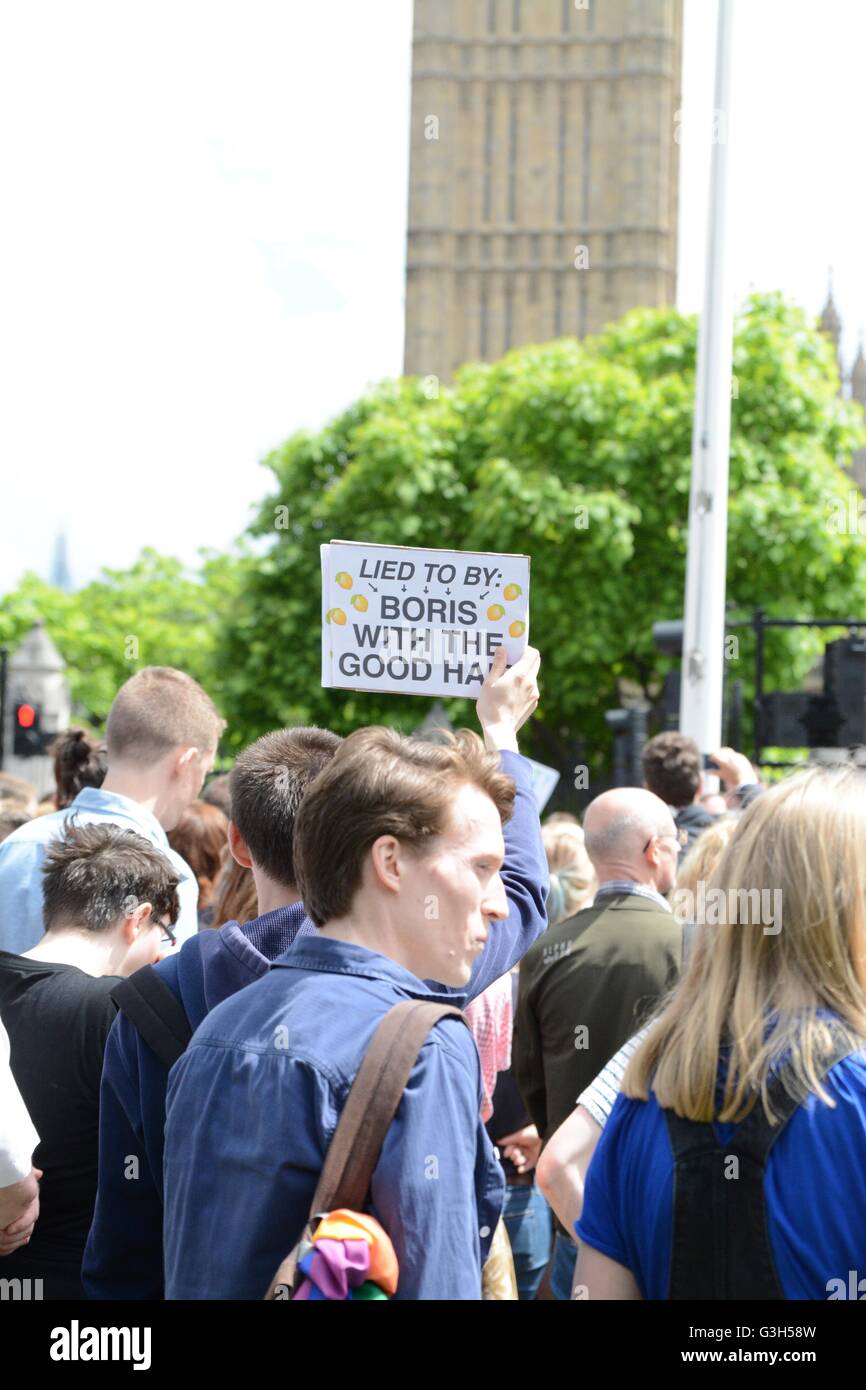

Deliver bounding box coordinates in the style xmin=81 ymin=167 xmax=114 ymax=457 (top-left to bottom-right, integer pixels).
xmin=577 ymin=1025 xmax=650 ymax=1129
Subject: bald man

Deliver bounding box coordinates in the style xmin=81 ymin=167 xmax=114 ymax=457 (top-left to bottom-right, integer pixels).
xmin=512 ymin=787 xmax=685 ymax=1299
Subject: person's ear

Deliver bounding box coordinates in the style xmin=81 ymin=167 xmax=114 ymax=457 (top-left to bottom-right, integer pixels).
xmin=228 ymin=820 xmax=253 ymax=869
xmin=174 ymin=746 xmax=199 ymax=777
xmin=369 ymin=836 xmax=401 ymax=895
xmin=122 ymin=900 xmax=154 ymax=944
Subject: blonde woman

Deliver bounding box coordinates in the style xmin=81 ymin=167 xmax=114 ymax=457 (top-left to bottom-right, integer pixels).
xmin=541 ymin=821 xmax=596 ymax=927
xmin=536 ymin=815 xmax=737 ymax=1245
xmin=574 ymin=766 xmax=866 ymax=1300
xmin=671 ymin=814 xmax=738 ymax=920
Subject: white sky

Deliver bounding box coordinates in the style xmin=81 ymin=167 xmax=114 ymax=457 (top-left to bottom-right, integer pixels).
xmin=1 ymin=0 xmax=864 ymax=592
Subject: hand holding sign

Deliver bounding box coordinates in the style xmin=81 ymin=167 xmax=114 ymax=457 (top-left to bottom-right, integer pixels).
xmin=477 ymin=645 xmax=541 ymax=754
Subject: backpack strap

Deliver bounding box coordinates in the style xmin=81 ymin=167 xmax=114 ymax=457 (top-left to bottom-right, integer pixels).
xmin=264 ymin=997 xmax=467 ymax=1301
xmin=110 ymin=965 xmax=193 ymax=1070
xmin=310 ymin=998 xmax=467 ymax=1217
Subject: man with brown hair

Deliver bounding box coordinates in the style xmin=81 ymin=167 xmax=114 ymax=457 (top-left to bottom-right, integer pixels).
xmin=88 ymin=648 xmax=547 ymax=1300
xmin=162 ymin=722 xmax=524 ymax=1300
xmin=0 ymin=667 xmax=223 ymax=953
xmin=640 ymin=730 xmax=716 ymax=852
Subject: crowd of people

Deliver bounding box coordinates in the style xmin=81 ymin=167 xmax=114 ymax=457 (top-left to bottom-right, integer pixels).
xmin=0 ymin=663 xmax=864 ymax=1301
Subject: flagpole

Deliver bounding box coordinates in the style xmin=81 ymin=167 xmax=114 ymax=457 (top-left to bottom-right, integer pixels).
xmin=679 ymin=0 xmax=736 ymax=756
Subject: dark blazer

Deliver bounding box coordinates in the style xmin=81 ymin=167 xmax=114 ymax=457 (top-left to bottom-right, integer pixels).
xmin=513 ymin=892 xmax=683 ymax=1150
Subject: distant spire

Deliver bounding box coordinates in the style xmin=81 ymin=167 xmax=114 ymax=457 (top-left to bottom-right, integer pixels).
xmin=819 ymin=268 xmax=842 ymax=346
xmin=49 ymin=532 xmax=72 ymax=593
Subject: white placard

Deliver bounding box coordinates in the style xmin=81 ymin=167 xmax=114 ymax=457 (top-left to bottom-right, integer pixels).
xmin=525 ymin=758 xmax=560 ymax=813
xmin=321 ymin=540 xmax=530 ymax=699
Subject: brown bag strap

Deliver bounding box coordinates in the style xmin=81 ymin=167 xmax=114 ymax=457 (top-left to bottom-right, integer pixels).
xmin=309 ymin=999 xmax=467 ymax=1218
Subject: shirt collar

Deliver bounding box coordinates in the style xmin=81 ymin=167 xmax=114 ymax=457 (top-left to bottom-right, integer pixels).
xmin=68 ymin=787 xmax=168 ymax=844
xmin=241 ymin=902 xmax=308 ymax=959
xmin=594 ymin=879 xmax=672 ymax=913
xmin=273 ymin=934 xmax=464 ymax=1006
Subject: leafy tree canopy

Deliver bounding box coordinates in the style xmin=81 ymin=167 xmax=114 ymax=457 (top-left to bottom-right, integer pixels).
xmin=217 ymin=293 xmax=866 ymax=769
xmin=4 ymin=295 xmax=863 ymax=774
xmin=0 ymin=548 xmax=249 ymax=738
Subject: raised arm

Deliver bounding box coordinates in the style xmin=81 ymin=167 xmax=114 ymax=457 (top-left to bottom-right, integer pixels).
xmin=460 ymin=647 xmax=549 ymax=1001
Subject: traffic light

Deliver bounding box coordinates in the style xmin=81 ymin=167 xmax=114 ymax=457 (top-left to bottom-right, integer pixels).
xmin=13 ymin=701 xmax=47 ymax=757
xmin=605 ymin=706 xmax=648 ymax=786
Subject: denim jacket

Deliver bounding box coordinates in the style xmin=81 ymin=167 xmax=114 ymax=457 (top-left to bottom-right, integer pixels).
xmin=163 ymin=937 xmax=505 ymax=1300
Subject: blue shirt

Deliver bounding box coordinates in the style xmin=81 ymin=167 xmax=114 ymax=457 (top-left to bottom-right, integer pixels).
xmin=576 ymin=1045 xmax=866 ymax=1299
xmin=85 ymin=748 xmax=547 ymax=1300
xmin=163 ymin=936 xmax=505 ymax=1300
xmin=0 ymin=788 xmax=198 ymax=953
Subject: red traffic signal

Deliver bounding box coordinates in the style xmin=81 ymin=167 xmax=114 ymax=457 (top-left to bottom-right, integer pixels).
xmin=13 ymin=701 xmax=45 ymax=757
xmin=16 ymin=703 xmax=37 ymax=729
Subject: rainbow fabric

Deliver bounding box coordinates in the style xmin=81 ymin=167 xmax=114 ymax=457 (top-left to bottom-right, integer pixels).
xmin=291 ymin=1209 xmax=399 ymax=1301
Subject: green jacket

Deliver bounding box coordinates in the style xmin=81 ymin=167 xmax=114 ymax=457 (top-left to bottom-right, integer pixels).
xmin=513 ymin=892 xmax=683 ymax=1148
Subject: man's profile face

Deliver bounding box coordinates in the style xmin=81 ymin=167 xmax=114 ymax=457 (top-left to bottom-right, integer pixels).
xmin=400 ymin=782 xmax=508 ymax=988
xmin=654 ymin=815 xmax=680 ymax=897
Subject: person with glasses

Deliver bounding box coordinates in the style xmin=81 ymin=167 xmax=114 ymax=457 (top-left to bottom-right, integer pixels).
xmin=513 ymin=788 xmax=685 ymax=1300
xmin=0 ymin=823 xmax=179 ymax=1298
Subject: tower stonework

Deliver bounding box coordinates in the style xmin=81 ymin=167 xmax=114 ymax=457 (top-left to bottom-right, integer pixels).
xmin=404 ymin=0 xmax=683 ymax=380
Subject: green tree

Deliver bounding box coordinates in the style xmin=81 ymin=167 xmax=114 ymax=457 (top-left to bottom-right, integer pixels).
xmin=0 ymin=548 xmax=249 ymax=735
xmin=217 ymin=293 xmax=866 ymax=769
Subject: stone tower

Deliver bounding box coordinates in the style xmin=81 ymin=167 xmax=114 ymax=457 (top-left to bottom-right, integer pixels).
xmin=403 ymin=0 xmax=684 ymax=380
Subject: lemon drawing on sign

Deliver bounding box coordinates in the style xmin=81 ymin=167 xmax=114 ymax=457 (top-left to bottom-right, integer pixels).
xmin=326 ymin=608 xmax=347 ymax=626
xmin=335 ymin=572 xmax=353 ymax=590
xmin=509 ymin=620 xmax=526 ymax=638
xmin=487 ymin=604 xmax=506 ymax=621
xmin=503 ymin=583 xmax=522 ymax=602
xmin=350 ymin=595 xmax=369 ymax=612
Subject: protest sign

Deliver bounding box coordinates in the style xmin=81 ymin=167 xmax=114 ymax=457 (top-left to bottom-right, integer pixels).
xmin=524 ymin=758 xmax=560 ymax=813
xmin=321 ymin=540 xmax=530 ymax=699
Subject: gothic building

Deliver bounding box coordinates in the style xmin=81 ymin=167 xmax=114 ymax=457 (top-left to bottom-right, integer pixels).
xmin=404 ymin=0 xmax=683 ymax=380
